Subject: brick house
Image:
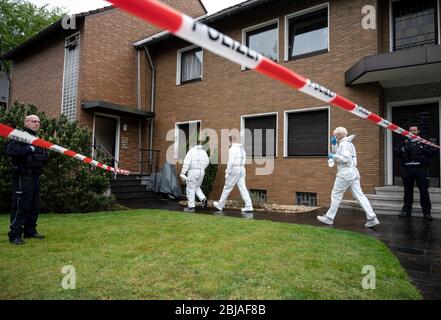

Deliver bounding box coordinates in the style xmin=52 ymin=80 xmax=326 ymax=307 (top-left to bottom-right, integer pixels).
xmin=2 ymin=0 xmax=441 ymax=210
xmin=0 ymin=0 xmax=206 ymax=173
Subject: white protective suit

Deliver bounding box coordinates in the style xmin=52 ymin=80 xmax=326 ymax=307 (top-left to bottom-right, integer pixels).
xmin=325 ymin=135 xmax=377 ymax=221
xmin=217 ymin=143 xmax=253 ymax=210
xmin=181 ymin=145 xmax=209 ymax=208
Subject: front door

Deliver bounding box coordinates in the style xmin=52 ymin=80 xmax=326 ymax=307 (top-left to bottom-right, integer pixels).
xmin=392 ymin=103 xmax=440 ymax=187
xmin=94 ymin=115 xmax=118 ymax=167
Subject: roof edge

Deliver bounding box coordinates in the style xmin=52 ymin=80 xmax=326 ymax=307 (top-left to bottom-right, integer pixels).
xmin=0 ymin=5 xmax=114 ymax=60
xmin=134 ymin=0 xmax=273 ymax=48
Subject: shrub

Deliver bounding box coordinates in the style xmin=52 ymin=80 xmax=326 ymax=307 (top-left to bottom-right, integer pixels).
xmin=0 ymin=102 xmax=116 ymax=213
xmin=201 ymin=146 xmax=218 ymax=199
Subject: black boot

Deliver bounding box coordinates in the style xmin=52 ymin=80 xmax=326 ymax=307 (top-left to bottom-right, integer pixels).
xmin=423 ymin=212 xmax=433 ymax=221
xmin=9 ymin=237 xmax=25 ymax=245
xmin=399 ymin=208 xmax=411 ymax=218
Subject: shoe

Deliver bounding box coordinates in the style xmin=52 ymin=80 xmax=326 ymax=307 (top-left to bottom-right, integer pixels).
xmin=9 ymin=238 xmax=25 ymax=245
xmin=183 ymin=207 xmax=195 ymax=212
xmin=317 ymin=215 xmax=334 ymax=225
xmin=213 ymin=201 xmax=223 ymax=212
xmin=365 ymin=218 xmax=380 ymax=228
xmin=423 ymin=213 xmax=433 ymax=221
xmin=201 ymin=198 xmax=207 ymax=209
xmin=399 ymin=208 xmax=411 ymax=218
xmin=241 ymin=207 xmax=254 ymax=213
xmin=23 ymin=232 xmax=45 ymax=239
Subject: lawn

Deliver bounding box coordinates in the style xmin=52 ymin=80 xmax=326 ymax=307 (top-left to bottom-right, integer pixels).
xmin=0 ymin=209 xmax=421 ymax=300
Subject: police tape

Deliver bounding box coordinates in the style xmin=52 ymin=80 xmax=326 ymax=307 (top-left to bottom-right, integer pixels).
xmin=108 ymin=0 xmax=439 ymax=149
xmin=0 ymin=123 xmax=131 ymax=175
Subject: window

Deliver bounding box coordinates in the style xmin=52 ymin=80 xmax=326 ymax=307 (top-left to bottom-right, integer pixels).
xmin=296 ymin=192 xmax=317 ymax=206
xmin=175 ymin=121 xmax=201 ymax=159
xmin=287 ymin=5 xmax=329 ymax=60
xmin=243 ymin=114 xmax=277 ymax=158
xmin=244 ymin=22 xmax=278 ymax=62
xmin=0 ymin=66 xmax=9 ymax=108
xmin=61 ymin=33 xmax=80 ymax=121
xmin=392 ymin=0 xmax=439 ymax=51
xmin=250 ymin=189 xmax=267 ymax=204
xmin=177 ymin=47 xmax=203 ymax=85
xmin=285 ymin=108 xmax=329 ymax=156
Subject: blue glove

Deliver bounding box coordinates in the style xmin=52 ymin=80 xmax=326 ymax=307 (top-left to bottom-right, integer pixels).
xmin=328 ymin=153 xmax=335 ymax=159
xmin=330 ymin=135 xmax=337 ymax=145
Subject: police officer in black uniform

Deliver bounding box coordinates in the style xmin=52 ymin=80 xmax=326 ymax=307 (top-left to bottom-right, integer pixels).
xmin=6 ymin=115 xmax=48 ymax=245
xmin=395 ymin=125 xmax=438 ymax=221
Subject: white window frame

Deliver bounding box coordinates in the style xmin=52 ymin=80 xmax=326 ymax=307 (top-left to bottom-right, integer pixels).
xmin=386 ymin=97 xmax=441 ymax=185
xmin=241 ymin=18 xmax=279 ymax=70
xmin=389 ymin=0 xmax=441 ymax=52
xmin=284 ymin=106 xmax=330 ymax=157
xmin=240 ymin=112 xmax=279 ymax=158
xmin=174 ymin=120 xmax=202 ymax=159
xmin=176 ymin=45 xmax=203 ymax=85
xmin=284 ymin=2 xmax=330 ymax=62
xmin=61 ymin=32 xmax=80 ymax=121
xmin=92 ymin=112 xmax=121 ymax=169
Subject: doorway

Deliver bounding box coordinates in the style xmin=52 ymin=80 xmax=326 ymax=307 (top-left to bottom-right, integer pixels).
xmin=390 ymin=102 xmax=440 ymax=187
xmin=93 ymin=114 xmax=120 ymax=168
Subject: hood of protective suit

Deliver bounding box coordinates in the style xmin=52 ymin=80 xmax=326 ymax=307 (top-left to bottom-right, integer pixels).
xmin=341 ymin=134 xmax=356 ymax=143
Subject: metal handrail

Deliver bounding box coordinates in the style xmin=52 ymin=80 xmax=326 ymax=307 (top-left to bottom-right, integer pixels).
xmin=139 ymin=149 xmax=160 ymax=176
xmin=92 ymin=144 xmax=119 ymax=178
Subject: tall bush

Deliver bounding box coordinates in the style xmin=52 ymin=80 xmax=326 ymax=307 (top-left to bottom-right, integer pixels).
xmin=0 ymin=103 xmax=115 ymax=213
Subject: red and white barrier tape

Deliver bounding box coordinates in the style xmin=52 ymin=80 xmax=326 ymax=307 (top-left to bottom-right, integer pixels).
xmin=0 ymin=123 xmax=131 ymax=175
xmin=108 ymin=0 xmax=439 ymax=149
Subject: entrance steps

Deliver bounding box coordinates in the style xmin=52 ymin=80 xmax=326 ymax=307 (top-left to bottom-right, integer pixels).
xmin=340 ymin=186 xmax=441 ymax=219
xmin=110 ymin=174 xmax=156 ymax=205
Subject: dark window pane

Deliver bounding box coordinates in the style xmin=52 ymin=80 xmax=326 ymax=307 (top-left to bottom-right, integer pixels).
xmin=289 ymin=8 xmax=328 ymax=59
xmin=178 ymin=122 xmax=200 ymax=158
xmin=246 ymin=23 xmax=278 ymax=61
xmin=287 ymin=109 xmax=328 ymax=156
xmin=244 ymin=115 xmax=277 ymax=158
xmin=393 ymin=0 xmax=438 ymax=51
xmin=181 ymin=48 xmax=202 ymax=83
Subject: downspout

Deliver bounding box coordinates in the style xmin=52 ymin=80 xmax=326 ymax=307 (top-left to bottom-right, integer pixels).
xmin=137 ymin=50 xmax=142 ymax=173
xmin=144 ymin=46 xmax=156 ymax=159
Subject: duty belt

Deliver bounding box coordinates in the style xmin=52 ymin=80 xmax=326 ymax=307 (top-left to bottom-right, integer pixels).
xmin=404 ymin=162 xmax=421 ymax=166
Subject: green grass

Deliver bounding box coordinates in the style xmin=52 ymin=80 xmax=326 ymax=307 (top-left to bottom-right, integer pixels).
xmin=0 ymin=210 xmax=421 ymax=300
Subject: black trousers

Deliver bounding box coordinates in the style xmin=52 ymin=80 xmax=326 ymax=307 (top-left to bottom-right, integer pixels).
xmin=401 ymin=166 xmax=431 ymax=214
xmin=9 ymin=175 xmax=41 ymax=239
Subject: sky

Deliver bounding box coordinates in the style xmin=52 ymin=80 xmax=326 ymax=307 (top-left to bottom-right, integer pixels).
xmin=27 ymin=0 xmax=247 ymax=14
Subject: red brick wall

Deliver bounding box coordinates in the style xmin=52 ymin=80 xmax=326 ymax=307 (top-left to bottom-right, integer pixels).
xmin=149 ymin=0 xmax=383 ymax=206
xmin=9 ymin=30 xmax=77 ymax=118
xmin=78 ymin=2 xmax=206 ymax=171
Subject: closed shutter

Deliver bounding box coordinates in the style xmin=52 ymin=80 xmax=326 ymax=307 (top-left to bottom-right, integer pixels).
xmin=287 ymin=109 xmax=328 ymax=156
xmin=244 ymin=115 xmax=277 ymax=157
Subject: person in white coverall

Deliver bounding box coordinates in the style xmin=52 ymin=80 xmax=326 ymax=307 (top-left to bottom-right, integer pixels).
xmin=180 ymin=141 xmax=209 ymax=212
xmin=214 ymin=135 xmax=253 ymax=213
xmin=317 ymin=127 xmax=380 ymax=228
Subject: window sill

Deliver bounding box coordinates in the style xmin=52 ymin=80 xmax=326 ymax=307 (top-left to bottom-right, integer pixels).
xmin=285 ymin=49 xmax=329 ymax=62
xmin=283 ymin=155 xmax=328 ymax=159
xmin=177 ymin=78 xmax=202 ymax=86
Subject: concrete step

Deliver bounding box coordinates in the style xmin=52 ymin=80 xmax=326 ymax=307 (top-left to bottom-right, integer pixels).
xmin=367 ymin=194 xmax=441 ymax=204
xmin=111 ymin=185 xmax=149 ymax=193
xmin=340 ymin=200 xmax=441 ymax=218
xmin=375 ymin=186 xmax=441 ymax=196
xmin=114 ymin=192 xmax=155 ymax=200
xmin=112 ymin=175 xmax=152 ymax=181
